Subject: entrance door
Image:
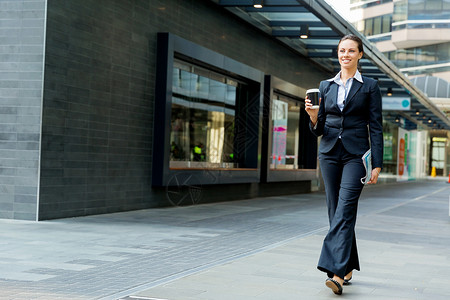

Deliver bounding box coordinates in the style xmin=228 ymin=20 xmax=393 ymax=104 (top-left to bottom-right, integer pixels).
xmin=430 ymin=137 xmax=446 ymax=176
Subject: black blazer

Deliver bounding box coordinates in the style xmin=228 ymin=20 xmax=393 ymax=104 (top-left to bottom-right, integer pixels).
xmin=310 ymin=75 xmax=383 ymax=169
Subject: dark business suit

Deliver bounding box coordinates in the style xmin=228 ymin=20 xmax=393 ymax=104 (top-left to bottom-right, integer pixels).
xmin=310 ymin=75 xmax=383 ymax=279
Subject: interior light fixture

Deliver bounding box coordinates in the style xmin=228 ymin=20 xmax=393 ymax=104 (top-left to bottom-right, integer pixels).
xmin=395 ymin=116 xmax=400 ymax=123
xmin=415 ymin=109 xmax=420 ymax=115
xmin=387 ymin=87 xmax=393 ymax=96
xmin=300 ymin=25 xmax=309 ymax=39
xmin=428 ymin=118 xmax=432 ymax=123
xmin=253 ymin=0 xmax=263 ymax=8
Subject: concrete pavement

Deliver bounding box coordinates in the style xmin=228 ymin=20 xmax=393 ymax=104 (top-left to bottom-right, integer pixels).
xmin=0 ymin=179 xmax=449 ymax=299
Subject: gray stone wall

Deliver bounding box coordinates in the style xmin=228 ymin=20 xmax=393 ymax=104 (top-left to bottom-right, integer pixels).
xmin=39 ymin=0 xmax=330 ymax=220
xmin=0 ymin=0 xmax=46 ymax=220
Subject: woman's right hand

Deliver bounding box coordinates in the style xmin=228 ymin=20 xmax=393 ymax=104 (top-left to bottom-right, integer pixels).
xmin=305 ymin=96 xmax=321 ymax=126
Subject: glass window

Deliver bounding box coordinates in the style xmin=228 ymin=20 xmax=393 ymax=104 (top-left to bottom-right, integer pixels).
xmin=170 ymin=60 xmax=246 ymax=169
xmin=393 ymin=0 xmax=407 ymax=23
xmin=384 ymin=42 xmax=450 ymax=69
xmin=382 ymin=15 xmax=392 ymax=33
xmin=425 ymin=0 xmax=442 ymax=11
xmin=420 ymin=45 xmax=436 ymax=64
xmin=270 ymin=94 xmax=301 ymax=170
xmin=437 ymin=43 xmax=450 ymax=63
xmin=359 ymin=14 xmax=392 ymax=35
xmin=386 ymin=51 xmax=394 ymax=61
xmin=365 ymin=18 xmax=373 ymax=36
xmin=409 ymin=0 xmax=425 ymax=12
xmin=444 ymin=0 xmax=450 ymax=10
xmin=381 ymin=121 xmax=398 ymax=175
xmin=373 ymin=16 xmax=382 ymax=35
xmin=431 ymin=138 xmax=445 ymax=170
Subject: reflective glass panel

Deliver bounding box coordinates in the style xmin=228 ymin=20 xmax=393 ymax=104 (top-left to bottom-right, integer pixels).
xmin=170 ymin=60 xmax=244 ymax=169
xmin=385 ymin=42 xmax=450 ymax=69
xmin=382 ymin=15 xmax=392 ymax=33
xmin=373 ymin=16 xmax=382 ymax=35
xmin=270 ymin=94 xmax=301 ymax=170
xmin=431 ymin=140 xmax=445 ymax=169
xmin=444 ymin=0 xmax=450 ymax=9
xmin=425 ymin=0 xmax=442 ymax=10
xmin=364 ymin=18 xmax=373 ymax=36
xmin=393 ymin=0 xmax=407 ymax=23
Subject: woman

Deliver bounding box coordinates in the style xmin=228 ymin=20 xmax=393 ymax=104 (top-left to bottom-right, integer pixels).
xmin=305 ymin=34 xmax=383 ymax=295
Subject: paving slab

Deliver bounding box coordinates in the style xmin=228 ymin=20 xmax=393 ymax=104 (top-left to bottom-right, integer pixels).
xmin=0 ymin=180 xmax=448 ymax=299
xmin=127 ymin=181 xmax=450 ymax=300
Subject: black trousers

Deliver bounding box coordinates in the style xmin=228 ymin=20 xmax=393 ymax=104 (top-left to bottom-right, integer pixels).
xmin=317 ymin=139 xmax=366 ymax=279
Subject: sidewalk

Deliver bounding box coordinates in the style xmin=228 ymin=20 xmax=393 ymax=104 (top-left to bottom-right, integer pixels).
xmin=0 ymin=180 xmax=449 ymax=299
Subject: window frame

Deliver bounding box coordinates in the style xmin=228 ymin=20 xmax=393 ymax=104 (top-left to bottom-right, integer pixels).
xmin=261 ymin=75 xmax=318 ymax=183
xmin=153 ymin=33 xmax=264 ymax=186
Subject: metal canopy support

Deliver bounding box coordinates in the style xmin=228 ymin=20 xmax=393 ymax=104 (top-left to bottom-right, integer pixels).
xmin=270 ymin=21 xmax=328 ymax=27
xmin=219 ymin=0 xmax=303 ymax=6
xmin=305 ymin=44 xmax=335 ymax=49
xmin=272 ymin=29 xmax=339 ymax=38
xmin=244 ymin=6 xmax=309 ymax=12
xmin=309 ymin=51 xmax=334 ymax=58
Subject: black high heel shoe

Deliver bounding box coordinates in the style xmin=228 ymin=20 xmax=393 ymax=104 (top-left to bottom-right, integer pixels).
xmin=343 ymin=276 xmax=352 ymax=285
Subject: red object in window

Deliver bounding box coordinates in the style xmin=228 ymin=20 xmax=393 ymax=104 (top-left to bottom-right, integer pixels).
xmin=398 ymin=138 xmax=405 ymax=176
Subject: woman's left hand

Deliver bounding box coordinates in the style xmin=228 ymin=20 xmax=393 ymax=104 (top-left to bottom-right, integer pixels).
xmin=367 ymin=167 xmax=381 ymax=184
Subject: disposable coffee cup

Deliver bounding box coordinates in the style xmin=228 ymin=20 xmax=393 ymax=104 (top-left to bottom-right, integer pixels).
xmin=306 ymin=88 xmax=320 ymax=109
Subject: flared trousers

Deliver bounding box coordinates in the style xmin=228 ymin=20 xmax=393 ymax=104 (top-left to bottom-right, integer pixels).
xmin=317 ymin=139 xmax=366 ymax=279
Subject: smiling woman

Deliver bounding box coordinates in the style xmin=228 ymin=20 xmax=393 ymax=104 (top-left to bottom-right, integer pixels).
xmin=305 ymin=34 xmax=383 ymax=295
xmin=337 ymin=38 xmax=363 ymax=72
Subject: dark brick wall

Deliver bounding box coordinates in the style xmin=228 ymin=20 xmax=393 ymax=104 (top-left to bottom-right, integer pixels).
xmin=39 ymin=0 xmax=330 ymax=220
xmin=0 ymin=0 xmax=46 ymax=220
xmin=40 ymin=0 xmax=154 ymax=219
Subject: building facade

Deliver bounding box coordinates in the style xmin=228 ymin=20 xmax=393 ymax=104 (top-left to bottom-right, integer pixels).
xmin=1 ymin=0 xmax=449 ymax=221
xmin=351 ymin=0 xmax=450 ymax=82
xmin=0 ymin=0 xmax=328 ymax=220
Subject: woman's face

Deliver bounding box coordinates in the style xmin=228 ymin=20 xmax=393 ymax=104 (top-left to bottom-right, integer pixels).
xmin=338 ymin=39 xmax=363 ymax=71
